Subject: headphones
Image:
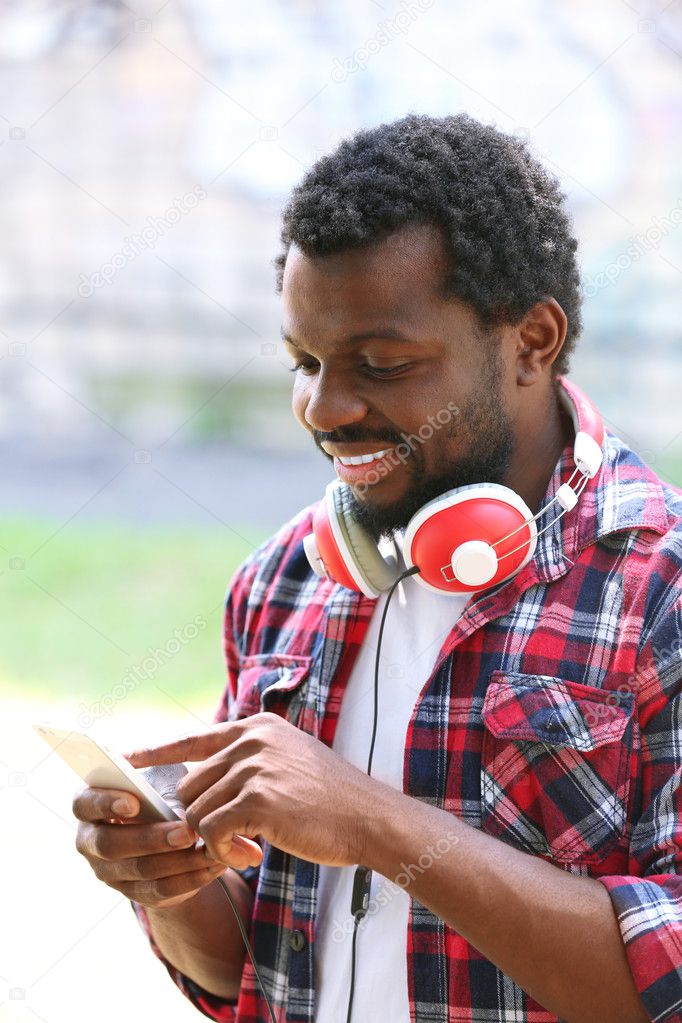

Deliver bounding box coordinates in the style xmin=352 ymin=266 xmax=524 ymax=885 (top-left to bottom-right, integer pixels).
xmin=303 ymin=376 xmax=605 ymax=598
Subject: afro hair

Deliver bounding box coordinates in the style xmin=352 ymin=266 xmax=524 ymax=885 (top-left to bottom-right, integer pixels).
xmin=274 ymin=112 xmax=582 ymax=376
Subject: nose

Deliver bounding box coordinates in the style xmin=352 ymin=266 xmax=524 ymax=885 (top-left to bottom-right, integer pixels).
xmin=298 ymin=367 xmax=369 ymax=434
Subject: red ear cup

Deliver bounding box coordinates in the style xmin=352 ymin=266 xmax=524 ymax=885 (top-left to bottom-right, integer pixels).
xmin=303 ymin=481 xmax=401 ymax=597
xmin=403 ymin=484 xmax=538 ymax=595
xmin=305 ymin=492 xmax=361 ymax=591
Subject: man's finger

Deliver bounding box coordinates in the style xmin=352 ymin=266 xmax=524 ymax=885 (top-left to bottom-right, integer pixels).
xmin=72 ymin=786 xmax=141 ymax=822
xmin=122 ymin=723 xmax=238 ymax=767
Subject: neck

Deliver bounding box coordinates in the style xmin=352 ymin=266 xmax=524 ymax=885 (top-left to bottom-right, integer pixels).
xmin=505 ymin=387 xmax=573 ymax=515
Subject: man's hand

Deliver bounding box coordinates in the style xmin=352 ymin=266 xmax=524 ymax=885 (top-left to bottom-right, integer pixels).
xmin=72 ymin=785 xmax=258 ymax=909
xmin=123 ymin=712 xmax=375 ymax=868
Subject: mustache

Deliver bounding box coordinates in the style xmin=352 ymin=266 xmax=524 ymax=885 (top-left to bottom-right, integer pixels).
xmin=313 ymin=429 xmax=425 ymax=478
xmin=313 ymin=431 xmax=401 ymax=449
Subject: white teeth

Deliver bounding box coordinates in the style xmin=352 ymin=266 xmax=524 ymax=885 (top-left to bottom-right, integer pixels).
xmin=338 ymin=448 xmax=392 ymax=466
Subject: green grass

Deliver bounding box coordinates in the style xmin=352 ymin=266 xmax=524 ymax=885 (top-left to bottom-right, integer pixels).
xmin=0 ymin=518 xmax=269 ymax=712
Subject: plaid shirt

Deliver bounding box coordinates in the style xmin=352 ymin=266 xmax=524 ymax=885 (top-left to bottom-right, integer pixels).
xmin=132 ymin=426 xmax=682 ymax=1023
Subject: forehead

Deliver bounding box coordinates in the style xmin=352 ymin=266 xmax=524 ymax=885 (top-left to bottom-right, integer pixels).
xmin=281 ymin=223 xmax=451 ymax=338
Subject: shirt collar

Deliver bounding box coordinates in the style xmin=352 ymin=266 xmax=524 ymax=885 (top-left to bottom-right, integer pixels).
xmin=531 ymin=428 xmax=670 ymax=584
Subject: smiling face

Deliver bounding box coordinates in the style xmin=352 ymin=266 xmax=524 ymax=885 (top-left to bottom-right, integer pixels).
xmin=280 ymin=223 xmax=519 ymax=544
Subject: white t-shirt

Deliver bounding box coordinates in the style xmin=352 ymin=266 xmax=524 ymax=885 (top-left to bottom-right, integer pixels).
xmin=314 ymin=531 xmax=470 ymax=1022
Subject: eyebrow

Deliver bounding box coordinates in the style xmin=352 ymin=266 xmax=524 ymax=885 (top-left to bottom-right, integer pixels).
xmin=280 ymin=327 xmax=415 ymax=347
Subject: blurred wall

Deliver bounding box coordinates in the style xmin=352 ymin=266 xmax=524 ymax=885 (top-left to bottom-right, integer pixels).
xmin=0 ymin=0 xmax=680 ymax=479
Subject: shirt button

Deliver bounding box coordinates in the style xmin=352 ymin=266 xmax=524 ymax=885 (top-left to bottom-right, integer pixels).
xmin=289 ymin=929 xmax=306 ymax=952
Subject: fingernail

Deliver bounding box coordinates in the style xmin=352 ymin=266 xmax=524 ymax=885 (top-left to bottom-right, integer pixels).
xmin=167 ymin=826 xmax=194 ymax=847
xmin=112 ymin=798 xmax=135 ymax=816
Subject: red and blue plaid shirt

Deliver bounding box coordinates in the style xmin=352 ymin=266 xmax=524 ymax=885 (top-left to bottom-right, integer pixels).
xmin=132 ymin=425 xmax=682 ymax=1023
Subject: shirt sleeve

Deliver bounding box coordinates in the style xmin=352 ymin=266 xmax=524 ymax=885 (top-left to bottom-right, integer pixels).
xmin=128 ymin=553 xmax=265 ymax=1021
xmin=595 ymin=585 xmax=682 ymax=1023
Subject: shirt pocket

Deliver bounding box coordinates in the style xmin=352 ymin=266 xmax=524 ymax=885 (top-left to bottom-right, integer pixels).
xmin=231 ymin=652 xmax=314 ymax=725
xmin=480 ymin=670 xmax=636 ymax=864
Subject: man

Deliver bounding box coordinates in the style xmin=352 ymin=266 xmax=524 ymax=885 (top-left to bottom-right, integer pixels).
xmin=73 ymin=113 xmax=682 ymax=1022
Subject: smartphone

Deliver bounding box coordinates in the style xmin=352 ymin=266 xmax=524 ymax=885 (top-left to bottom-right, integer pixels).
xmin=32 ymin=722 xmax=182 ymax=822
xmin=33 ymin=722 xmax=264 ymax=861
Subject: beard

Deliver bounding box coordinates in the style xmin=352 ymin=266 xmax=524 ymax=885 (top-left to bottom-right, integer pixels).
xmin=315 ymin=349 xmax=515 ymax=545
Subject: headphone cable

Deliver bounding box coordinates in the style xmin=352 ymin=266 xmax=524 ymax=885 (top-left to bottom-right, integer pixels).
xmin=345 ymin=563 xmax=420 ymax=1023
xmin=214 ymin=871 xmax=277 ymax=1023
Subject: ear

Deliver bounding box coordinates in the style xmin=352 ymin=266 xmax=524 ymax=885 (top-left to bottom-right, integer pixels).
xmin=515 ymin=298 xmax=567 ymax=385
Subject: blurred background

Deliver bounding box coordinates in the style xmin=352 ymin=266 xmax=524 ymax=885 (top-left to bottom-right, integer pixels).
xmin=2 ymin=0 xmax=681 ymax=1020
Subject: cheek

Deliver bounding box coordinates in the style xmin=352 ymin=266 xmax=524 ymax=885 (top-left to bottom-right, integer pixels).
xmin=402 ymin=396 xmax=461 ymax=464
